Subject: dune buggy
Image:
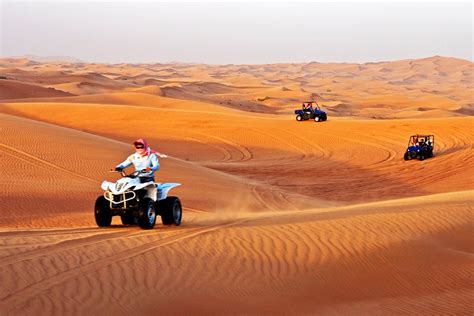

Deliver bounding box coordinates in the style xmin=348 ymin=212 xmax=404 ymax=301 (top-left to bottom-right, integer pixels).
xmin=294 ymin=101 xmax=327 ymax=122
xmin=404 ymin=134 xmax=434 ymax=161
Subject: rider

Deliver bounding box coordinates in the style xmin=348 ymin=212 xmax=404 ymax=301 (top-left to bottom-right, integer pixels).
xmin=419 ymin=138 xmax=426 ymax=149
xmin=115 ymin=139 xmax=167 ymax=183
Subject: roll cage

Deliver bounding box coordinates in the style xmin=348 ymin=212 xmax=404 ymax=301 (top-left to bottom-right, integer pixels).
xmin=302 ymin=101 xmax=322 ymax=111
xmin=408 ymin=134 xmax=434 ymax=147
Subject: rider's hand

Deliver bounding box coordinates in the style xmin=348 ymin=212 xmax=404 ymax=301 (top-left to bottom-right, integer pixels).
xmin=141 ymin=168 xmax=151 ymax=173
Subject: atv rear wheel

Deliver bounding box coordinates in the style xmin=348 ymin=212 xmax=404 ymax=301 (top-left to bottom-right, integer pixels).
xmin=314 ymin=116 xmax=321 ymax=122
xmin=95 ymin=196 xmax=112 ymax=227
xmin=160 ymin=197 xmax=182 ymax=226
xmin=296 ymin=114 xmax=303 ymax=122
xmin=138 ymin=198 xmax=156 ymax=230
xmin=404 ymin=152 xmax=409 ymax=161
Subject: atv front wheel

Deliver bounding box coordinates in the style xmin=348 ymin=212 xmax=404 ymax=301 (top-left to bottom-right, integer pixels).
xmin=314 ymin=116 xmax=321 ymax=122
xmin=296 ymin=115 xmax=303 ymax=122
xmin=404 ymin=152 xmax=409 ymax=161
xmin=138 ymin=198 xmax=156 ymax=230
xmin=160 ymin=197 xmax=182 ymax=226
xmin=419 ymin=154 xmax=425 ymax=161
xmin=95 ymin=196 xmax=112 ymax=227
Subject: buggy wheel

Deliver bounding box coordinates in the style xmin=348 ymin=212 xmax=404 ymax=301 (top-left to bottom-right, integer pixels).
xmin=120 ymin=214 xmax=136 ymax=225
xmin=138 ymin=198 xmax=156 ymax=229
xmin=160 ymin=197 xmax=182 ymax=226
xmin=296 ymin=115 xmax=303 ymax=122
xmin=95 ymin=196 xmax=112 ymax=227
xmin=403 ymin=152 xmax=409 ymax=161
xmin=314 ymin=116 xmax=321 ymax=122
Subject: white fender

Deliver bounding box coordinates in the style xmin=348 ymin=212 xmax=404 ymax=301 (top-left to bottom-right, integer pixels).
xmin=101 ymin=181 xmax=112 ymax=191
xmin=156 ymin=183 xmax=181 ymax=201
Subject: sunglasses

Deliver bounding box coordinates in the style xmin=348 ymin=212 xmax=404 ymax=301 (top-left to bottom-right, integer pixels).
xmin=134 ymin=143 xmax=144 ymax=149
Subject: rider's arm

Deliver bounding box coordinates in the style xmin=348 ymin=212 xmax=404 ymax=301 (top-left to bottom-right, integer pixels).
xmin=149 ymin=154 xmax=160 ymax=173
xmin=116 ymin=155 xmax=134 ymax=170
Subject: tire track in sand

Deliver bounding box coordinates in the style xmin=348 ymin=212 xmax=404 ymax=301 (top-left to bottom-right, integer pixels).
xmin=190 ymin=130 xmax=253 ymax=162
xmin=182 ymin=136 xmax=233 ymax=162
xmin=0 ymin=230 xmax=140 ymax=269
xmin=0 ymin=227 xmax=117 ymax=238
xmin=251 ymin=184 xmax=294 ymax=212
xmin=0 ymin=225 xmax=192 ymax=269
xmin=0 ymin=143 xmax=96 ymax=184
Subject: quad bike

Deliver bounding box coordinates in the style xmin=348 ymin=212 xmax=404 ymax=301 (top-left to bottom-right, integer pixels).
xmin=95 ymin=170 xmax=182 ymax=229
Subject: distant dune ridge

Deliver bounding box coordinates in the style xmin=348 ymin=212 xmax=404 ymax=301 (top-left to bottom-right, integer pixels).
xmin=0 ymin=57 xmax=472 ymax=315
xmin=6 ymin=55 xmax=84 ymax=63
xmin=0 ymin=55 xmax=472 ymax=118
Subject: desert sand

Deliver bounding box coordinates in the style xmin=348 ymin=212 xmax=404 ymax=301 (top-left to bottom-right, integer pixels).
xmin=0 ymin=56 xmax=472 ymax=315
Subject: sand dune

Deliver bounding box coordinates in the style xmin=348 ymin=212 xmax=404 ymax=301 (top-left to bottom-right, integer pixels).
xmin=0 ymin=80 xmax=74 ymax=100
xmin=1 ymin=112 xmax=299 ymax=228
xmin=2 ymin=92 xmax=249 ymax=114
xmin=0 ymin=192 xmax=471 ymax=314
xmin=2 ymin=101 xmax=472 ymax=203
xmin=0 ymin=57 xmax=472 ymax=315
xmin=1 ymin=56 xmax=472 ymax=117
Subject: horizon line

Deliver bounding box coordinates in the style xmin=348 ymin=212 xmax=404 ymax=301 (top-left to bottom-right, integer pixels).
xmin=2 ymin=54 xmax=473 ymax=66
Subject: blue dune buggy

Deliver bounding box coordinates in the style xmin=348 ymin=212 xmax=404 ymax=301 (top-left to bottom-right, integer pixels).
xmin=295 ymin=101 xmax=327 ymax=122
xmin=404 ymin=134 xmax=434 ymax=161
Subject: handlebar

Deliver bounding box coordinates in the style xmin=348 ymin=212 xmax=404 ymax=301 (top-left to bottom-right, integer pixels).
xmin=109 ymin=169 xmax=127 ymax=177
xmin=109 ymin=169 xmax=151 ymax=178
